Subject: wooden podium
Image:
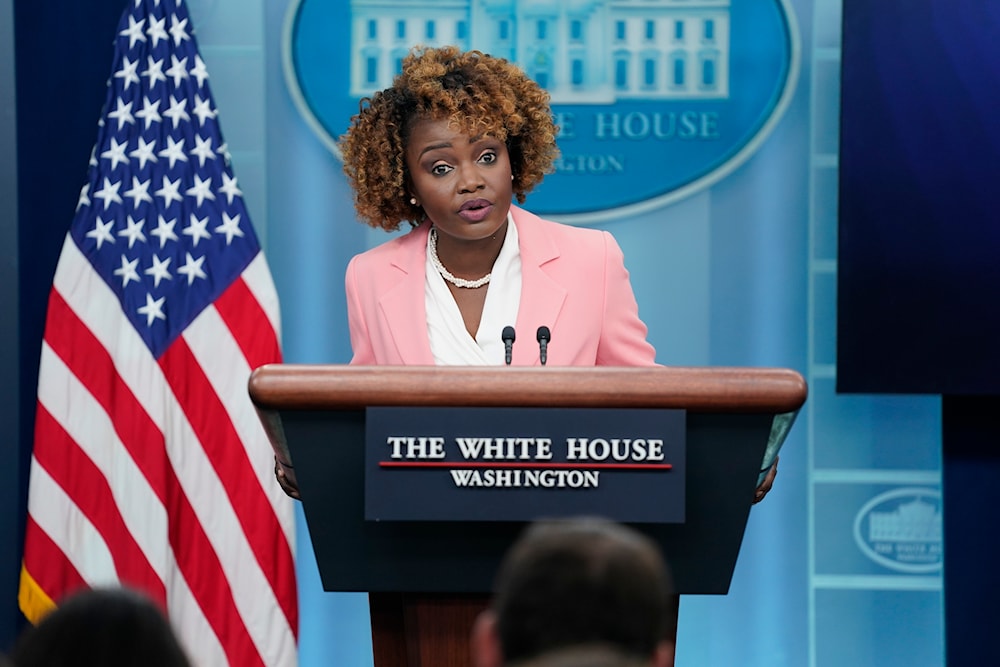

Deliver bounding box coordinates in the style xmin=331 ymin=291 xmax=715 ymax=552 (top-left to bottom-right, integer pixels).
xmin=249 ymin=365 xmax=807 ymax=667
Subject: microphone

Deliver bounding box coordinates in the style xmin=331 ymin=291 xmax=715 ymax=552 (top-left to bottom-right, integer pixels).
xmin=502 ymin=326 xmax=516 ymax=365
xmin=536 ymin=326 xmax=551 ymax=366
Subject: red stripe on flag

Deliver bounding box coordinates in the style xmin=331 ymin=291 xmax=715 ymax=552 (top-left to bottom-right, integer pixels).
xmin=42 ymin=291 xmax=169 ymax=502
xmin=33 ymin=404 xmax=167 ymax=605
xmin=213 ymin=277 xmax=281 ymax=371
xmin=159 ymin=338 xmax=298 ymax=631
xmin=162 ymin=470 xmax=267 ymax=667
xmin=21 ymin=515 xmax=88 ymax=605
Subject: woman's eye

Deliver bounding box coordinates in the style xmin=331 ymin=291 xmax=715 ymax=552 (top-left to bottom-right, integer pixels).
xmin=479 ymin=152 xmax=497 ymax=164
xmin=431 ymin=163 xmax=452 ymax=176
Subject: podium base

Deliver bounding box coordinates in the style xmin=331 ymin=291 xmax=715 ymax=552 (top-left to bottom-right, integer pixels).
xmin=368 ymin=591 xmax=679 ymax=667
xmin=370 ymin=592 xmax=489 ymax=667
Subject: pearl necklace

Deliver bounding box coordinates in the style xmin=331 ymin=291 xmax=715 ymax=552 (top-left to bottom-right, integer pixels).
xmin=428 ymin=227 xmax=492 ymax=289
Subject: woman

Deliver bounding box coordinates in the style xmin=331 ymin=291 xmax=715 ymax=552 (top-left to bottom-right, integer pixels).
xmin=338 ymin=45 xmax=656 ymax=367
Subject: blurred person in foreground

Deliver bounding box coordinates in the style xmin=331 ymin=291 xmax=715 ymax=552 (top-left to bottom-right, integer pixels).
xmin=10 ymin=586 xmax=192 ymax=667
xmin=472 ymin=517 xmax=676 ymax=667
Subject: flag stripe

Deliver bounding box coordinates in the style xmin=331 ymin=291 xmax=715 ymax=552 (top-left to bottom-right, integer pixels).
xmin=164 ymin=556 xmax=231 ymax=667
xmin=184 ymin=300 xmax=296 ymax=546
xmin=183 ymin=291 xmax=298 ymax=656
xmin=178 ymin=306 xmax=299 ymax=655
xmin=159 ymin=337 xmax=298 ymax=630
xmin=35 ymin=337 xmax=170 ymax=582
xmin=240 ymin=252 xmax=283 ymax=343
xmin=214 ymin=276 xmax=280 ymax=371
xmin=26 ymin=461 xmax=119 ymax=586
xmin=163 ymin=484 xmax=267 ymax=667
xmin=19 ymin=517 xmax=85 ymax=621
xmin=41 ymin=290 xmax=171 ymax=503
xmin=32 ymin=405 xmax=166 ymax=604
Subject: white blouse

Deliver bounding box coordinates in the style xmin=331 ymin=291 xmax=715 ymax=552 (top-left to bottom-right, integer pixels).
xmin=425 ymin=213 xmax=522 ymax=365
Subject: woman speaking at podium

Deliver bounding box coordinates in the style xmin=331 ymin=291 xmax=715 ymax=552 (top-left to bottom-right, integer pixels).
xmin=337 ymin=45 xmax=657 ymax=368
xmin=274 ymin=46 xmax=777 ymax=501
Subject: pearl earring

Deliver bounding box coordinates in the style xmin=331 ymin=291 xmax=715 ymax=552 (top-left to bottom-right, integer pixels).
xmin=410 ymin=197 xmax=417 ymax=205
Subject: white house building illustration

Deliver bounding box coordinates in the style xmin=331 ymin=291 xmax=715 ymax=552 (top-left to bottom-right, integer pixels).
xmin=348 ymin=0 xmax=731 ymax=103
xmin=869 ymin=498 xmax=943 ymax=544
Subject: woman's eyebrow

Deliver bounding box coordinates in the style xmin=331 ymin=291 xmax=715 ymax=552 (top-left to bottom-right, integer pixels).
xmin=418 ymin=141 xmax=453 ymax=157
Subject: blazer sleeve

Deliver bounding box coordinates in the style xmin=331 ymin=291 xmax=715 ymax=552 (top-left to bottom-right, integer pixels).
xmin=344 ymin=254 xmax=376 ymax=365
xmin=595 ymin=231 xmax=658 ymax=366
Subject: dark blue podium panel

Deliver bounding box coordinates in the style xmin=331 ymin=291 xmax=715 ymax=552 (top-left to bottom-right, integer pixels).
xmin=364 ymin=407 xmax=686 ymax=523
xmin=285 ymin=408 xmax=770 ymax=595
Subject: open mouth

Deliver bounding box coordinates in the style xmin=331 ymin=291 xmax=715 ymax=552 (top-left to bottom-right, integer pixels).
xmin=458 ymin=199 xmax=493 ymax=221
xmin=459 ymin=198 xmax=492 ymax=212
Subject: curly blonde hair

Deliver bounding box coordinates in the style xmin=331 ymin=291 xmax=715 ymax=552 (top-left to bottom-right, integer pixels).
xmin=339 ymin=45 xmax=560 ymax=231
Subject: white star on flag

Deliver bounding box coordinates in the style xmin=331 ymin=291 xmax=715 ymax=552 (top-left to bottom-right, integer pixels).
xmin=150 ymin=215 xmax=179 ymax=247
xmin=215 ymin=212 xmax=244 ymax=245
xmin=177 ymin=251 xmax=207 ymax=284
xmin=136 ymin=291 xmax=167 ymax=325
xmin=144 ymin=253 xmax=173 ymax=287
xmin=93 ymin=177 xmax=123 ymax=209
xmin=130 ymin=135 xmax=158 ymax=167
xmin=86 ymin=217 xmax=116 ymax=249
xmin=115 ymin=55 xmax=141 ymax=89
xmin=108 ymin=98 xmax=136 ymax=130
xmin=101 ymin=137 xmax=130 ymax=169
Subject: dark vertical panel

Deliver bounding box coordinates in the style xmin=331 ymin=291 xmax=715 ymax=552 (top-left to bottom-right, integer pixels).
xmin=840 ymin=2 xmax=1000 ymax=663
xmin=838 ymin=0 xmax=1000 ymax=394
xmin=942 ymin=395 xmax=1000 ymax=667
xmin=0 ymin=0 xmax=21 ymax=652
xmin=8 ymin=0 xmax=126 ymax=649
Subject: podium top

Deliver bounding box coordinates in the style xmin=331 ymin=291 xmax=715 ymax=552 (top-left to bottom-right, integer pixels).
xmin=249 ymin=364 xmax=807 ymax=414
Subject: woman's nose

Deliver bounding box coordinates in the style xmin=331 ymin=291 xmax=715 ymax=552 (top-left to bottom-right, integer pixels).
xmin=456 ymin=166 xmax=485 ymax=193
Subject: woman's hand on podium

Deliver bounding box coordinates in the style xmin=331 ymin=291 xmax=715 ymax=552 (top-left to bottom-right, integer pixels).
xmin=274 ymin=456 xmax=301 ymax=499
xmin=753 ymin=456 xmax=779 ymax=505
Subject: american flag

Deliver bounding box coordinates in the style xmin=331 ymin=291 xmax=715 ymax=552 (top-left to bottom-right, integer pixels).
xmin=18 ymin=1 xmax=298 ymax=665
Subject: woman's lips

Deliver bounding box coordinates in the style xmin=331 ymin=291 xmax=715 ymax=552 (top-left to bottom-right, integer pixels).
xmin=457 ymin=199 xmax=493 ymax=222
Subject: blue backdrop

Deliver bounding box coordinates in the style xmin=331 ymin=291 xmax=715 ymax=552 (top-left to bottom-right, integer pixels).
xmin=5 ymin=0 xmax=944 ymax=665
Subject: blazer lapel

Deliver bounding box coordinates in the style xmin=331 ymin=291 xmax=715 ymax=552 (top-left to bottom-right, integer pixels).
xmin=511 ymin=208 xmax=567 ymax=366
xmin=379 ymin=223 xmax=435 ymax=365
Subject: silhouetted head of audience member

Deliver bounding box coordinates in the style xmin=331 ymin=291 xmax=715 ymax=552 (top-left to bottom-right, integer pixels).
xmin=472 ymin=517 xmax=676 ymax=667
xmin=510 ymin=643 xmax=655 ymax=667
xmin=11 ymin=586 xmax=191 ymax=667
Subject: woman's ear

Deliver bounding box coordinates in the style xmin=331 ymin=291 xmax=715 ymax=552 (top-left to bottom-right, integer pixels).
xmin=470 ymin=609 xmax=503 ymax=667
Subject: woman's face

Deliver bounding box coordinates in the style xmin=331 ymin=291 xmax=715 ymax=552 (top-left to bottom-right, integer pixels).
xmin=405 ymin=117 xmax=513 ymax=243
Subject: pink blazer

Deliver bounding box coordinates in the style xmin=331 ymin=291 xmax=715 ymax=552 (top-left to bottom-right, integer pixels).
xmin=344 ymin=206 xmax=657 ymax=366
